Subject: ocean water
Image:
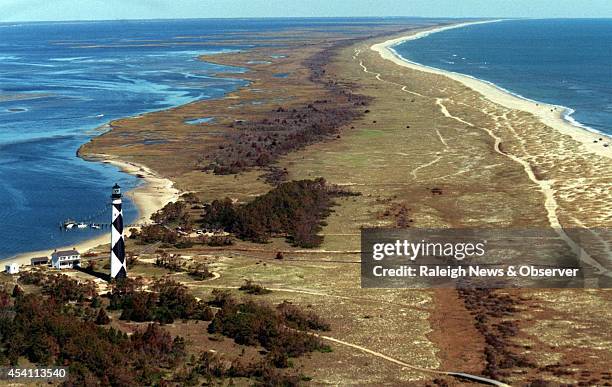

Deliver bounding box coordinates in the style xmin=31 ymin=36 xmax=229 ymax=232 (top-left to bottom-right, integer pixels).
xmin=0 ymin=18 xmax=427 ymax=260
xmin=393 ymin=19 xmax=612 ymax=137
xmin=0 ymin=20 xmax=256 ymax=259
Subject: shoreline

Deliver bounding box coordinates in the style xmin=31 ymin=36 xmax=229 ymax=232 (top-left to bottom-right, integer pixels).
xmin=4 ymin=155 xmax=180 ymax=267
xmin=371 ymin=20 xmax=612 ymax=160
xmin=1 ymin=49 xmax=242 ymax=267
xmin=92 ymin=154 xmax=181 ymax=227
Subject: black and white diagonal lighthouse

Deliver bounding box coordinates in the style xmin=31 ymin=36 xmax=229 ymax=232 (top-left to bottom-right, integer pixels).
xmin=110 ymin=183 xmax=127 ymax=279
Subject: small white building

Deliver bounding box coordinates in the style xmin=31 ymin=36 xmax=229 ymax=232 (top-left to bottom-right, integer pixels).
xmin=5 ymin=262 xmax=19 ymax=274
xmin=51 ymin=249 xmax=81 ymax=270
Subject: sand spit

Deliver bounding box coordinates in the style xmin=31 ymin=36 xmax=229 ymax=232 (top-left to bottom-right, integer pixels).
xmin=95 ymin=155 xmax=181 ymax=225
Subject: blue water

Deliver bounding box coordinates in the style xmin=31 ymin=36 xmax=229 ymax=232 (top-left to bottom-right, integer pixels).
xmin=0 ymin=17 xmax=431 ymax=260
xmin=185 ymin=117 xmax=215 ymax=125
xmin=0 ymin=21 xmax=256 ymax=259
xmin=393 ymin=19 xmax=612 ymax=137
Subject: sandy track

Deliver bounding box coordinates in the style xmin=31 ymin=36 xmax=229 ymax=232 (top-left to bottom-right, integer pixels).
xmin=314 ymin=333 xmax=510 ymax=386
xmin=354 ymin=44 xmax=611 ymax=281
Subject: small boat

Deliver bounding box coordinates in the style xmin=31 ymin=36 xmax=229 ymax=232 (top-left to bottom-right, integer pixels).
xmin=91 ymin=224 xmax=101 ymax=229
xmin=63 ymin=219 xmax=77 ymax=229
xmin=95 ymin=114 xmax=104 ymax=118
xmin=77 ymin=222 xmax=88 ymax=229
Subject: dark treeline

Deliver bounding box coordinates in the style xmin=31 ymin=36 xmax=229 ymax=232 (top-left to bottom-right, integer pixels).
xmin=2 ymin=275 xmax=185 ymax=386
xmin=109 ymin=278 xmax=214 ymax=324
xmin=201 ymin=178 xmax=357 ymax=247
xmin=207 ymin=290 xmax=331 ymax=368
xmin=136 ymin=179 xmax=357 ymax=249
xmin=134 ymin=193 xmax=233 ymax=248
xmin=1 ymin=271 xmax=333 ymax=386
xmin=200 ymin=39 xmax=371 ymax=176
xmin=150 ymin=201 xmax=190 ymax=228
xmin=459 ymin=288 xmax=532 ymax=382
xmin=201 ymin=97 xmax=369 ymax=175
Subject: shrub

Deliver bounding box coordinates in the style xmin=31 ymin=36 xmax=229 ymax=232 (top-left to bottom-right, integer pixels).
xmin=95 ymin=308 xmax=111 ymax=325
xmin=1 ymin=293 xmax=185 ymax=385
xmin=188 ymin=264 xmax=214 ymax=281
xmin=239 ymin=280 xmax=271 ymax=295
xmin=139 ymin=225 xmax=178 ymax=244
xmin=155 ymin=253 xmax=183 ymax=272
xmin=42 ymin=274 xmax=97 ymax=302
xmin=151 ymin=201 xmax=189 ymax=227
xmin=114 ymin=279 xmax=213 ymax=324
xmin=208 ymin=298 xmax=328 ymax=368
xmin=11 ymin=285 xmax=23 ymax=298
xmin=17 ymin=270 xmax=46 ymax=286
xmin=277 ymin=301 xmax=330 ymax=331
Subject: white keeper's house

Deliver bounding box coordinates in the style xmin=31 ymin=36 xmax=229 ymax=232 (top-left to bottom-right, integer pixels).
xmin=5 ymin=263 xmax=19 ymax=275
xmin=51 ymin=249 xmax=81 ymax=269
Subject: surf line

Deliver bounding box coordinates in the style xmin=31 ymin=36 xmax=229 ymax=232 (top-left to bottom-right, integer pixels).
xmin=357 ymin=43 xmax=609 ymax=282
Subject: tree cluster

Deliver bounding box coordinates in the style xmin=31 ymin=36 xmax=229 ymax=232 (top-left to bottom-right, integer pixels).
xmin=202 ymin=178 xmax=348 ymax=247
xmin=154 ymin=252 xmax=183 ymax=272
xmin=208 ymin=295 xmax=330 ymax=368
xmin=176 ymin=350 xmax=304 ymax=386
xmin=276 ymin=301 xmax=330 ymax=331
xmin=238 ymin=279 xmax=271 ymax=295
xmin=0 ymin=289 xmax=185 ymax=386
xmin=188 ymin=263 xmax=214 ymax=281
xmin=109 ymin=278 xmax=214 ymax=324
xmin=18 ymin=272 xmax=97 ymax=303
xmin=201 ymin=97 xmax=369 ymax=175
xmin=150 ymin=201 xmax=190 ymax=228
xmin=0 ymin=274 xmax=335 ymax=386
xmin=135 ymin=224 xmax=179 ymax=245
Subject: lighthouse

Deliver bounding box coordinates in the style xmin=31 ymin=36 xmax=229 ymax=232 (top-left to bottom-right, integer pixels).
xmin=110 ymin=183 xmax=127 ymax=279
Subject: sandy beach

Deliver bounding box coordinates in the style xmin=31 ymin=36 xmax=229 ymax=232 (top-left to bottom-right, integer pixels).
xmin=368 ymin=21 xmax=612 ymax=277
xmin=5 ymin=155 xmax=180 ymax=267
xmin=371 ymin=20 xmax=612 ymax=160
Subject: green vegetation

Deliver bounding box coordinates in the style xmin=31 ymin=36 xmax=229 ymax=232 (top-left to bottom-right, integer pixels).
xmin=188 ymin=263 xmax=214 ymax=281
xmin=136 ymin=178 xmax=357 ymax=249
xmin=202 ymin=178 xmax=357 ymax=247
xmin=0 ymin=279 xmax=185 ymax=385
xmin=277 ymin=301 xmax=330 ymax=331
xmin=19 ymin=271 xmax=96 ymax=302
xmin=0 ymin=270 xmax=333 ymax=386
xmin=208 ymin=295 xmax=331 ymax=368
xmin=109 ymin=278 xmax=214 ymax=324
xmin=175 ymin=350 xmax=303 ymax=386
xmin=238 ymin=279 xmax=272 ymax=295
xmin=150 ymin=201 xmax=190 ymax=228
